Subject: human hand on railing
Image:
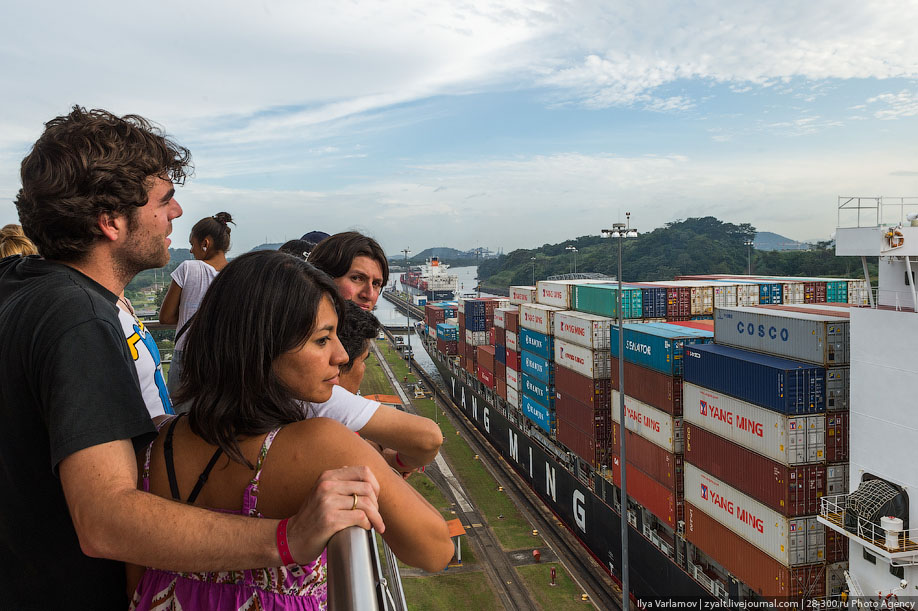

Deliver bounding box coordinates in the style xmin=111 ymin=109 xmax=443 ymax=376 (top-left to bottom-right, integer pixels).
xmin=382 ymin=448 xmax=425 ymax=479
xmin=285 ymin=466 xmax=384 ymax=563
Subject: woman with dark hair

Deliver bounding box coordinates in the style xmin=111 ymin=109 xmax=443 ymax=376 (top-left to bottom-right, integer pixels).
xmin=307 ymin=231 xmax=388 ymax=311
xmin=159 ymin=212 xmax=234 ymax=402
xmin=130 ymin=250 xmax=453 ymax=610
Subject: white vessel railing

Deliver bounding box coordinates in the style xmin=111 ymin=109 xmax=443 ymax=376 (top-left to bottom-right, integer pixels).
xmin=818 ymin=495 xmax=918 ymax=566
xmin=838 ymin=196 xmax=918 ymax=228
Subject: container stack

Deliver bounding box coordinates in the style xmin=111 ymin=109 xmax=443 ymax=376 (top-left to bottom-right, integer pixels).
xmin=435 ymin=322 xmax=459 ymax=356
xmin=679 ymin=303 xmax=853 ymax=599
xmin=498 ymin=305 xmax=522 ymax=408
xmin=457 ymin=297 xmax=502 ymax=376
xmin=518 ymin=302 xmax=564 ymax=435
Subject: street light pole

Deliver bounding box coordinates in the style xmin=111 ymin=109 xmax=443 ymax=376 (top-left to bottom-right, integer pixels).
xmin=530 ymin=257 xmax=536 ymax=285
xmin=402 ymin=248 xmax=411 ymax=362
xmin=744 ymin=239 xmax=754 ymax=275
xmin=601 ymin=212 xmax=638 ymax=611
xmin=565 ymin=245 xmax=578 ymax=275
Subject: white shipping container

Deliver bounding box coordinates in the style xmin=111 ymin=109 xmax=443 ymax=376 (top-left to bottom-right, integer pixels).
xmin=685 ymin=463 xmax=826 ymax=567
xmin=494 ymin=307 xmax=507 ymax=329
xmin=553 ymin=338 xmax=611 ymax=379
xmin=509 ymin=286 xmax=537 ymax=306
xmin=611 ymin=390 xmax=682 ymax=453
xmin=781 ymin=282 xmax=805 ymax=305
xmin=465 ymin=330 xmax=489 ymax=346
xmin=736 ymin=284 xmax=759 ymax=307
xmin=506 ymin=385 xmax=521 ymax=408
xmin=519 ymin=303 xmax=565 ymax=335
xmin=506 ymin=331 xmax=518 ymax=352
xmin=536 ymin=279 xmax=608 ymax=308
xmin=683 ymin=383 xmax=825 ymax=466
xmin=552 ymin=311 xmax=613 ymax=350
xmin=825 ymin=463 xmax=848 ymax=495
xmin=690 ymin=286 xmax=714 ymax=315
xmin=713 ymin=307 xmax=850 ymax=366
xmin=713 ymin=284 xmax=738 ymax=309
xmin=506 ymin=367 xmax=520 ymax=390
xmin=445 ymin=317 xmax=458 ymax=325
xmin=826 ymin=562 xmax=847 ymax=597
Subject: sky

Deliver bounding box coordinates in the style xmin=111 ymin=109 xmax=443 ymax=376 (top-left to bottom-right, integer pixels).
xmin=2 ymin=0 xmax=917 ymax=257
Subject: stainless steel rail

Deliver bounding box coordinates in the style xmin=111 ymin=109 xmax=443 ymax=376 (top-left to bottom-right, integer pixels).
xmin=327 ymin=527 xmax=381 ymax=611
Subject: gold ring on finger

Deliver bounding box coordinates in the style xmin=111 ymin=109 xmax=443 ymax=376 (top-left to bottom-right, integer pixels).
xmin=352 ymin=493 xmax=358 ymax=511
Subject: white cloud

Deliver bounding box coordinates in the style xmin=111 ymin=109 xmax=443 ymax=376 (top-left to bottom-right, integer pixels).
xmin=866 ymin=90 xmax=918 ymax=119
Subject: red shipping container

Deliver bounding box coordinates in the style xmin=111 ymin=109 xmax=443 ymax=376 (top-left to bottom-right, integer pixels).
xmin=477 ymin=345 xmax=495 ymax=373
xmin=494 ymin=326 xmax=506 ymax=346
xmin=477 ymin=365 xmax=495 ymax=388
xmin=555 ymin=393 xmax=612 ymax=442
xmin=611 ymin=422 xmax=682 ymax=493
xmin=803 ymin=282 xmax=817 ymax=304
xmin=495 ymin=360 xmax=506 ymax=382
xmin=825 ymin=412 xmax=849 ymax=462
xmin=609 ymin=356 xmax=682 ymax=416
xmin=609 ymin=454 xmax=682 ymax=527
xmin=684 ymin=503 xmax=826 ymax=599
xmin=489 ymin=327 xmax=495 ymax=345
xmin=505 ymin=310 xmax=519 ymax=334
xmin=758 ymin=304 xmax=850 ymax=319
xmin=463 ymin=356 xmax=475 ymax=374
xmin=684 ymin=424 xmax=825 ymax=517
xmin=815 ymin=283 xmax=827 ymax=303
xmin=554 ymin=364 xmax=612 ymax=409
xmin=557 ymin=417 xmax=604 ymax=467
xmin=458 ymin=311 xmax=465 ymax=326
xmin=436 ymin=338 xmax=458 ymax=356
xmin=496 ymin=377 xmax=507 ymax=399
xmin=667 ymin=286 xmax=692 ymax=320
xmin=505 ymin=348 xmax=520 ymax=371
xmin=826 ymin=528 xmax=848 ymax=563
xmin=665 ymin=319 xmax=714 ymax=332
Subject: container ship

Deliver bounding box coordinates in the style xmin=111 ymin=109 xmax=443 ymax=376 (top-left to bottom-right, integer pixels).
xmin=414 ymin=198 xmax=917 ymax=602
xmin=399 ymin=256 xmax=458 ymax=302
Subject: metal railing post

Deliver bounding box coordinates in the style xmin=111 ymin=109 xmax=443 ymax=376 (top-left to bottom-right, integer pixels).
xmin=327 ymin=527 xmax=380 ymax=611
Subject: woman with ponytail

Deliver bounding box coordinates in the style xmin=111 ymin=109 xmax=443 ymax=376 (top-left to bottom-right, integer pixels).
xmin=159 ymin=212 xmax=234 ymax=404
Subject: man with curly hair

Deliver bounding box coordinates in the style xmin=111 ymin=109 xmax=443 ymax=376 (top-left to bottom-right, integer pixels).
xmin=0 ymin=107 xmax=383 ymax=610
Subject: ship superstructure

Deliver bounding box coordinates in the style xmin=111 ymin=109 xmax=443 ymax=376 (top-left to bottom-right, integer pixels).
xmin=400 ymin=256 xmax=458 ymax=302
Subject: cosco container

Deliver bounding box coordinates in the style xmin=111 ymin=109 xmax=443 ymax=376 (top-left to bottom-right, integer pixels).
xmin=519 ymin=327 xmax=554 ymax=360
xmin=522 ymin=394 xmax=555 ymax=434
xmin=609 ymin=455 xmax=682 ymax=528
xmin=509 ymin=285 xmax=536 ymax=306
xmin=610 ymin=322 xmax=713 ymax=377
xmin=684 ymin=503 xmax=827 ymax=599
xmin=683 ymin=383 xmax=825 ymax=465
xmin=611 ymin=422 xmax=683 ymax=492
xmin=685 ymin=423 xmax=825 ymax=517
xmin=552 ymin=310 xmax=613 ymax=351
xmin=685 ymin=463 xmax=826 ymax=567
xmin=610 ymin=390 xmax=682 ymax=454
xmin=683 ymin=343 xmax=825 ymax=414
xmin=520 ymin=350 xmax=554 ymax=384
xmin=609 ymin=355 xmax=683 ymax=416
xmin=555 ymin=392 xmax=611 ymax=441
xmin=554 ymin=364 xmax=612 ymax=409
xmin=519 ymin=303 xmax=564 ymax=336
xmin=554 ymin=338 xmax=611 ymax=379
xmin=521 ymin=373 xmax=555 ymax=409
xmin=572 ymin=283 xmax=643 ymax=319
xmin=714 ymin=307 xmax=850 ymax=366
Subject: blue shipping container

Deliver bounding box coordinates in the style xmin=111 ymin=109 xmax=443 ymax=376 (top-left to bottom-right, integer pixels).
xmin=495 ymin=345 xmax=506 ymax=364
xmin=465 ymin=315 xmax=488 ymax=332
xmin=522 ymin=373 xmax=555 ymax=409
xmin=609 ymin=323 xmax=713 ymax=376
xmin=683 ymin=343 xmax=825 ymax=414
xmin=521 ymin=350 xmax=555 ymax=384
xmin=519 ymin=327 xmax=554 ymax=360
xmin=464 ymin=300 xmax=489 ymax=318
xmin=633 ymin=284 xmax=667 ymax=319
xmin=758 ymin=282 xmax=783 ymax=305
xmin=436 ymin=323 xmax=459 ymax=342
xmin=522 ymin=394 xmax=555 ymax=434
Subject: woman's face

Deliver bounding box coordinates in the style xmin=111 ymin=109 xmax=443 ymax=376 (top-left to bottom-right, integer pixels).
xmin=273 ymin=296 xmax=349 ymax=403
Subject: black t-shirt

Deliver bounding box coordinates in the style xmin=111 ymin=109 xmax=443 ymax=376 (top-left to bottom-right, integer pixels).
xmin=0 ymin=256 xmax=156 ymax=610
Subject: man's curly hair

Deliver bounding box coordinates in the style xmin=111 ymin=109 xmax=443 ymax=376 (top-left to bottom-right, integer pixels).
xmin=16 ymin=106 xmax=193 ymax=261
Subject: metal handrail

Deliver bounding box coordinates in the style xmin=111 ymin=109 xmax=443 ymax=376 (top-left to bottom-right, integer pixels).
xmin=327 ymin=527 xmax=381 ymax=611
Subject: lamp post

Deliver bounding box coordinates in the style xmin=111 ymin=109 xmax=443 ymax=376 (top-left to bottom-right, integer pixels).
xmin=530 ymin=257 xmax=536 ymax=285
xmin=601 ymin=212 xmax=638 ymax=611
xmin=565 ymin=245 xmax=578 ymax=274
xmin=744 ymin=239 xmax=754 ymax=275
xmin=402 ymin=248 xmax=411 ymax=362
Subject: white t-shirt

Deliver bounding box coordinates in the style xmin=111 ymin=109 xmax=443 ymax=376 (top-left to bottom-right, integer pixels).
xmin=305 ymin=385 xmax=380 ymax=431
xmin=171 ymin=259 xmax=219 ymax=351
xmin=117 ymin=307 xmax=173 ymax=419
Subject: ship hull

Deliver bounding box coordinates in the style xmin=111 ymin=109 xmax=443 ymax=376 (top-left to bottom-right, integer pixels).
xmin=427 ymin=348 xmax=709 ymax=601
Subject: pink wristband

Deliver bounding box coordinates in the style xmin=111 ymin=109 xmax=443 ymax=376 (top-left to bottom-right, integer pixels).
xmin=276 ymin=518 xmax=296 ymax=566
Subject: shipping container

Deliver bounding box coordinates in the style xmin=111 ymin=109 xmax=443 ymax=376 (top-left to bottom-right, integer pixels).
xmin=825 ymin=463 xmax=848 ymax=496
xmin=825 ymin=412 xmax=849 ymax=462
xmin=436 ymin=323 xmax=459 ymax=342
xmin=520 ymin=350 xmax=554 ymax=384
xmin=825 ymin=529 xmax=849 ymax=564
xmin=683 ymin=343 xmax=826 ymax=414
xmin=536 ymin=280 xmax=608 ymax=309
xmin=712 ymin=283 xmax=738 ymax=309
xmin=495 ymin=344 xmax=506 ymax=364
xmin=610 ymin=390 xmax=682 ymax=454
xmin=714 ymin=307 xmax=850 ymax=366
xmin=505 ymin=310 xmax=519 ymax=334
xmin=554 ymin=364 xmax=612 ymax=410
xmin=505 ymin=365 xmax=520 ymax=389
xmin=506 ymin=385 xmax=521 ymax=408
xmin=522 ymin=394 xmax=555 ymax=434
xmin=611 ymin=422 xmax=682 ymax=492
xmin=519 ymin=303 xmax=565 ymax=335
xmin=476 ymin=345 xmax=495 ymax=373
xmin=509 ymin=285 xmax=537 ymax=306
xmin=495 ymin=359 xmax=506 ymax=382
xmin=609 ymin=355 xmax=683 ymax=416
xmin=684 ymin=423 xmax=825 ymax=517
xmin=519 ymin=327 xmax=554 ymax=360
xmin=684 ymin=503 xmax=827 ymax=599
xmin=683 ymin=383 xmax=825 ymax=465
xmin=629 ymin=282 xmax=668 ymax=319
xmin=476 ymin=365 xmax=495 ymax=388
xmin=552 ymin=310 xmax=613 ymax=350
xmin=609 ymin=455 xmax=682 ymax=528
xmin=436 ymin=338 xmax=458 ymax=355
xmin=825 ymin=562 xmax=847 ymax=596
xmin=554 ymin=338 xmax=611 ymax=379
xmin=521 ymin=373 xmax=555 ymax=409
xmin=572 ymin=283 xmax=643 ymax=319
xmin=685 ymin=463 xmax=826 ymax=567
xmin=825 ymin=366 xmax=849 ymax=411
xmin=465 ymin=329 xmax=489 ymax=346
xmin=493 ymin=326 xmax=506 ymax=347
xmin=664 ymin=319 xmax=714 ymax=332
xmin=556 ymin=417 xmax=605 ymax=467
xmin=494 ymin=307 xmax=515 ymax=329
xmin=610 ymin=322 xmax=713 ymax=377
xmin=505 ymin=348 xmax=520 ymax=372
xmin=555 ymin=392 xmax=611 ymax=441
xmin=505 ymin=330 xmax=518 ymax=352
xmin=759 ymin=282 xmax=784 ymax=305
xmin=496 ymin=377 xmax=507 ymax=400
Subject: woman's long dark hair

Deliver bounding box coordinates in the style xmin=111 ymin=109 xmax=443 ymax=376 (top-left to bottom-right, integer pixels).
xmin=176 ymin=250 xmax=345 ymax=467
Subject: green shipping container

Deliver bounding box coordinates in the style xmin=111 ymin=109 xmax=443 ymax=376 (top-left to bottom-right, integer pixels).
xmin=572 ymin=284 xmax=643 ymax=319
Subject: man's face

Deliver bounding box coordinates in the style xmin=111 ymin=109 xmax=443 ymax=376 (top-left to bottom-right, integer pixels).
xmin=337 ymin=345 xmax=370 ymax=394
xmin=334 ymin=255 xmax=384 ymax=310
xmin=118 ymin=176 xmax=182 ymax=273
